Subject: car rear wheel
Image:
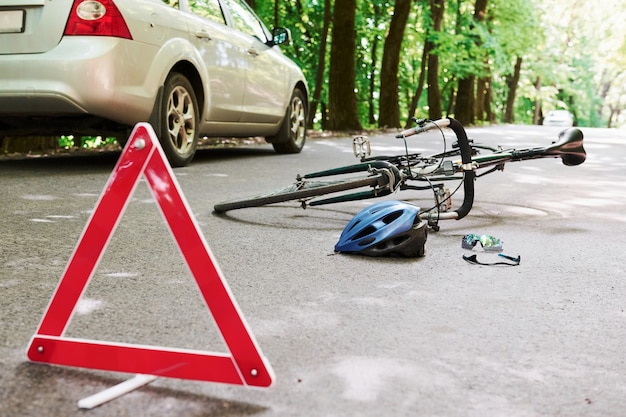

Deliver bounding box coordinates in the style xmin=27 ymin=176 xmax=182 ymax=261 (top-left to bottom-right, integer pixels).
xmin=159 ymin=73 xmax=199 ymax=167
xmin=270 ymin=88 xmax=307 ymax=154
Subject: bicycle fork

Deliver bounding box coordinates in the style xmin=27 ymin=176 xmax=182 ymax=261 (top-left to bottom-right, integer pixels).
xmin=300 ymin=161 xmax=402 ymax=206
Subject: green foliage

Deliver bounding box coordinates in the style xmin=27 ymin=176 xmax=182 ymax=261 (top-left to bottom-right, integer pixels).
xmin=59 ymin=135 xmax=118 ymax=149
xmin=234 ymin=0 xmax=626 ymax=128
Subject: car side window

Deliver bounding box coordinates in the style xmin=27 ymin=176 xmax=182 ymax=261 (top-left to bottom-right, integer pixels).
xmin=223 ymin=0 xmax=268 ymax=43
xmin=161 ymin=0 xmax=225 ymax=25
xmin=188 ymin=0 xmax=226 ymax=24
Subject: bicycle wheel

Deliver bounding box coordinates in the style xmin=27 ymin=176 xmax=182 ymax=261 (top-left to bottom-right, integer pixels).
xmin=213 ymin=175 xmax=383 ymax=213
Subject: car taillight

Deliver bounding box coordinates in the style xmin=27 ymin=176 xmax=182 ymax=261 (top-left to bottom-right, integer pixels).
xmin=64 ymin=0 xmax=132 ymax=39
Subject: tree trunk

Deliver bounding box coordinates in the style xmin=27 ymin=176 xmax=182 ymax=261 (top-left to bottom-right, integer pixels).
xmin=368 ymin=35 xmax=379 ymax=125
xmin=427 ymin=52 xmax=443 ymax=120
xmin=485 ymin=78 xmax=495 ymax=123
xmin=307 ymin=0 xmax=332 ymax=128
xmin=367 ymin=3 xmax=384 ymax=126
xmin=272 ymin=0 xmax=280 ymax=28
xmin=327 ymin=0 xmax=362 ymax=130
xmin=504 ymin=56 xmax=522 ymax=123
xmin=2 ymin=136 xmax=58 ymax=154
xmin=474 ymin=77 xmax=487 ymax=121
xmin=455 ymin=77 xmax=475 ymax=125
xmin=407 ymin=0 xmax=444 ymax=125
xmin=426 ymin=0 xmax=445 ymax=120
xmin=533 ymin=77 xmax=542 ymax=125
xmin=447 ymin=86 xmax=456 ymax=115
xmin=454 ymin=0 xmax=488 ymax=126
xmin=406 ymin=43 xmax=429 ymax=127
xmin=596 ymin=70 xmax=612 ymax=123
xmin=378 ymin=0 xmax=411 ymax=128
xmin=474 ymin=0 xmax=488 ymax=20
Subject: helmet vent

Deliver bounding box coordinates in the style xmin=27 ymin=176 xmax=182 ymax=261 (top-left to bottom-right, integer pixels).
xmin=346 ymin=219 xmax=361 ymax=232
xmin=358 ymin=236 xmax=376 ymax=247
xmin=373 ymin=241 xmax=390 ymax=250
xmin=392 ymin=235 xmax=410 ymax=245
xmin=382 ymin=210 xmax=403 ymax=224
xmin=353 ymin=225 xmax=377 ymax=240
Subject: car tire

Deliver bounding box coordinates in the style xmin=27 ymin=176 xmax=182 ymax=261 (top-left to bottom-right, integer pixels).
xmin=269 ymin=88 xmax=307 ymax=154
xmin=158 ymin=72 xmax=199 ymax=167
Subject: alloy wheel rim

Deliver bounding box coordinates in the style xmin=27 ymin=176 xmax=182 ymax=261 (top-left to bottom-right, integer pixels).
xmin=289 ymin=97 xmax=306 ymax=147
xmin=166 ymin=86 xmax=195 ymax=154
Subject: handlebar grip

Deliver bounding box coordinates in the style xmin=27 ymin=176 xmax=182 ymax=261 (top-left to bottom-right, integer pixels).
xmin=395 ymin=118 xmax=451 ymax=138
xmin=445 ymin=118 xmax=474 ymax=220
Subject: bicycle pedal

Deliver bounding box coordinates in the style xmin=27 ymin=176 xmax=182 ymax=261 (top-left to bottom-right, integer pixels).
xmin=353 ymin=135 xmax=371 ymax=159
xmin=437 ymin=188 xmax=452 ymax=212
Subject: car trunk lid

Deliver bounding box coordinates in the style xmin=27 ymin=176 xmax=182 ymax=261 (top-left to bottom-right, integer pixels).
xmin=0 ymin=0 xmax=72 ymax=54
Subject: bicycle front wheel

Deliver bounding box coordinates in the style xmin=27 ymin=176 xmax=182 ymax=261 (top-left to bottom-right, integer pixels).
xmin=213 ymin=175 xmax=383 ymax=213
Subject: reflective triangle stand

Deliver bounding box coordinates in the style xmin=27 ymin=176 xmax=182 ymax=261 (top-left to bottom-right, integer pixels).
xmin=78 ymin=374 xmax=158 ymax=409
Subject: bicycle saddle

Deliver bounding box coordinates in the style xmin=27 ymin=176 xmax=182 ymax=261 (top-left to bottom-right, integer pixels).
xmin=546 ymin=128 xmax=586 ymax=166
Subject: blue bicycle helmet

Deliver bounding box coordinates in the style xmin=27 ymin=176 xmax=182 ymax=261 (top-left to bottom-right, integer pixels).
xmin=335 ymin=200 xmax=427 ymax=257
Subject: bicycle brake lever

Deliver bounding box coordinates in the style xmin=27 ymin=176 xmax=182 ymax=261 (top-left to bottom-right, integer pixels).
xmin=411 ymin=117 xmax=428 ymax=127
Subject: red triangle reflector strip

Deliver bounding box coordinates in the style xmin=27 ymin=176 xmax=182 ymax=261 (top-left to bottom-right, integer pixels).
xmin=26 ymin=123 xmax=273 ymax=387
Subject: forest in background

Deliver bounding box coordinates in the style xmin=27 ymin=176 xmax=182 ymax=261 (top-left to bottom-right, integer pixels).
xmin=4 ymin=0 xmax=624 ymax=155
xmin=248 ymin=0 xmax=626 ymax=130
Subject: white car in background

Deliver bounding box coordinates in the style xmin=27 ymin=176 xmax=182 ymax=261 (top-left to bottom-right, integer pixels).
xmin=0 ymin=0 xmax=308 ymax=166
xmin=542 ymin=110 xmax=574 ymax=127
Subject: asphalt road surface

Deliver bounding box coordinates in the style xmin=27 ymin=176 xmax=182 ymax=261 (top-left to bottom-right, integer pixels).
xmin=1 ymin=124 xmax=624 ymax=416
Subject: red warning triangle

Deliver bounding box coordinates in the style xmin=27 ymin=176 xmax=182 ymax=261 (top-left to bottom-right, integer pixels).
xmin=26 ymin=123 xmax=273 ymax=387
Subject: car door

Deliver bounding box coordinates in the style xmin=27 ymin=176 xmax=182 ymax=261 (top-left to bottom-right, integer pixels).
xmin=221 ymin=0 xmax=290 ymax=124
xmin=183 ymin=0 xmax=246 ymax=122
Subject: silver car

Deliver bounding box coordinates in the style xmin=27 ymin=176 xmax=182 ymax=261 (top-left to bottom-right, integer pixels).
xmin=542 ymin=110 xmax=574 ymax=127
xmin=0 ymin=0 xmax=308 ymax=166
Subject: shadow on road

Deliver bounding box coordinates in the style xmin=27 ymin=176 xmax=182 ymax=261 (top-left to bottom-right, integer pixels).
xmin=0 ymin=143 xmax=279 ymax=174
xmin=2 ymin=362 xmax=266 ymax=417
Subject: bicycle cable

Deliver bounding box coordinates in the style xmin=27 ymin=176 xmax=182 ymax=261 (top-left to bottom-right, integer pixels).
xmin=400 ymin=119 xmax=447 ymax=176
xmin=419 ymin=175 xmax=465 ymax=227
xmin=403 ymin=119 xmax=463 ymax=228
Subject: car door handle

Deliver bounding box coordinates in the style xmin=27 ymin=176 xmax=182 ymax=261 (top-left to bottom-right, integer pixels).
xmin=195 ymin=30 xmax=212 ymax=40
xmin=247 ymin=48 xmax=259 ymax=57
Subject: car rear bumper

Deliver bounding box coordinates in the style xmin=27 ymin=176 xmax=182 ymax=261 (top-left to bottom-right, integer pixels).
xmin=0 ymin=37 xmax=158 ymax=126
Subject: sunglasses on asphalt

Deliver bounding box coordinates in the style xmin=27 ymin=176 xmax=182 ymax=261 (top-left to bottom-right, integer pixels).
xmin=463 ymin=253 xmax=521 ymax=267
xmin=462 ymin=234 xmax=504 ymax=252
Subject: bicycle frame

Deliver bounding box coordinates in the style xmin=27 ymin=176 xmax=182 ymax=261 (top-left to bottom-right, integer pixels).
xmin=213 ymin=118 xmax=586 ymax=223
xmin=296 ymin=120 xmax=584 ymax=219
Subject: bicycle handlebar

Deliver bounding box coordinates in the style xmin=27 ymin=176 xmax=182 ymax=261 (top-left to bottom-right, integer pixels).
xmin=396 ymin=118 xmax=474 ymax=221
xmin=445 ymin=118 xmax=475 ymax=220
xmin=395 ymin=118 xmax=451 ymax=138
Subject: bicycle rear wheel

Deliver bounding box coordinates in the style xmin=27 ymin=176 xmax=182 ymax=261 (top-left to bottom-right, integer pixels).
xmin=213 ymin=175 xmax=383 ymax=213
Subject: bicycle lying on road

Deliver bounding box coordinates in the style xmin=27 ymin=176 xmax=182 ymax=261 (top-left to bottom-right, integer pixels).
xmin=213 ymin=117 xmax=586 ymax=231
